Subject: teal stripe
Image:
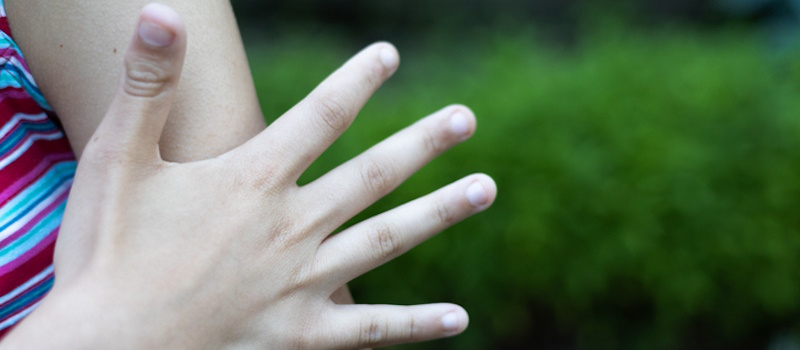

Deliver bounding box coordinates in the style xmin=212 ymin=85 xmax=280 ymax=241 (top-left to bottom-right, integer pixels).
xmin=0 ymin=201 xmax=64 ymax=266
xmin=2 ymin=64 xmax=50 ymax=110
xmin=0 ymin=37 xmax=12 ymax=49
xmin=0 ymin=162 xmax=75 ymax=230
xmin=0 ymin=276 xmax=53 ymax=321
xmin=0 ymin=70 xmax=21 ymax=89
xmin=0 ymin=33 xmax=52 ymax=110
xmin=0 ymin=174 xmax=69 ymax=234
xmin=0 ymin=35 xmax=19 ymax=58
xmin=0 ymin=122 xmax=59 ymax=156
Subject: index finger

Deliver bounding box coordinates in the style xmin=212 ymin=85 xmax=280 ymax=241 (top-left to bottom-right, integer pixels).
xmin=236 ymin=42 xmax=399 ymax=182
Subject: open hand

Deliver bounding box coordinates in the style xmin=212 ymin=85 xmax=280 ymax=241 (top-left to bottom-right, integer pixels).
xmin=9 ymin=4 xmax=496 ymax=349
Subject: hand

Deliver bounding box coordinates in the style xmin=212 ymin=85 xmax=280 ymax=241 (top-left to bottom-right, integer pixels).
xmin=6 ymin=4 xmax=496 ymax=349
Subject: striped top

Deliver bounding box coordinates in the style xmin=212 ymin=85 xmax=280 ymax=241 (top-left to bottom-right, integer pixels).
xmin=0 ymin=0 xmax=77 ymax=339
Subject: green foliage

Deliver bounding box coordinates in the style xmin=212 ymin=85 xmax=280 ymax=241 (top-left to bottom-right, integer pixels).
xmin=248 ymin=28 xmax=800 ymax=349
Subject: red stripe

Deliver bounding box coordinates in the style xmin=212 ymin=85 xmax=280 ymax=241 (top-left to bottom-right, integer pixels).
xmin=0 ymin=238 xmax=54 ymax=298
xmin=0 ymin=152 xmax=73 ymax=206
xmin=0 ymin=17 xmax=10 ymax=40
xmin=0 ymin=95 xmax=44 ymax=122
xmin=0 ymin=137 xmax=73 ymax=204
xmin=0 ymin=117 xmax=52 ymax=145
xmin=0 ymin=269 xmax=52 ymax=313
xmin=0 ymin=7 xmax=72 ymax=340
xmin=0 ymin=138 xmax=73 ymax=185
xmin=0 ymin=271 xmax=53 ymax=325
xmin=0 ymin=89 xmax=36 ymax=108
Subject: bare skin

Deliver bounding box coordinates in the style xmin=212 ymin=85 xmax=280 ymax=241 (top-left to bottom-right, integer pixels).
xmin=0 ymin=4 xmax=496 ymax=349
xmin=7 ymin=0 xmax=356 ymax=306
xmin=5 ymin=0 xmax=265 ymax=162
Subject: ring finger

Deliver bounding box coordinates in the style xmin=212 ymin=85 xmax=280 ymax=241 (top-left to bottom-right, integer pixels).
xmin=313 ymin=174 xmax=496 ymax=288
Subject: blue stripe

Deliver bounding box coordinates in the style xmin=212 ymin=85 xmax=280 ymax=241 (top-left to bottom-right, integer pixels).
xmin=0 ymin=64 xmax=50 ymax=110
xmin=0 ymin=201 xmax=65 ymax=266
xmin=0 ymin=70 xmax=20 ymax=89
xmin=0 ymin=122 xmax=60 ymax=157
xmin=0 ymin=161 xmax=75 ymax=232
xmin=0 ymin=275 xmax=53 ymax=321
xmin=0 ymin=37 xmax=13 ymax=50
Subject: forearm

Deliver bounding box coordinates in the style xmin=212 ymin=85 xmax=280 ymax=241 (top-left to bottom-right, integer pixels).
xmin=0 ymin=2 xmax=265 ymax=347
xmin=5 ymin=0 xmax=266 ymax=161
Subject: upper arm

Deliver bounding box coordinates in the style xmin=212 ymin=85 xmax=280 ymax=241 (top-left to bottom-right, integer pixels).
xmin=5 ymin=0 xmax=266 ymax=162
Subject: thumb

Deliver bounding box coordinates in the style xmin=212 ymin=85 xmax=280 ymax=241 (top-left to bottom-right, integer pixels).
xmin=94 ymin=3 xmax=187 ymax=161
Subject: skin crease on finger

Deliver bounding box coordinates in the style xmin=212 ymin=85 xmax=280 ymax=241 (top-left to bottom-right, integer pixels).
xmin=0 ymin=3 xmax=497 ymax=350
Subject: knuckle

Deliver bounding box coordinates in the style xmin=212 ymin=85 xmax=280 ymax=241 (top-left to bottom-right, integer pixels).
xmin=359 ymin=316 xmax=388 ymax=348
xmin=124 ymin=58 xmax=172 ymax=98
xmin=360 ymin=158 xmax=395 ymax=196
xmin=313 ymin=93 xmax=351 ymax=133
xmin=265 ymin=216 xmax=304 ymax=252
xmin=220 ymin=154 xmax=288 ymax=200
xmin=433 ymin=199 xmax=456 ymax=226
xmin=363 ymin=59 xmax=386 ymax=85
xmin=367 ymin=222 xmax=403 ymax=261
xmin=421 ymin=126 xmax=444 ymax=154
xmin=408 ymin=313 xmax=417 ymax=341
xmin=240 ymin=165 xmax=280 ymax=195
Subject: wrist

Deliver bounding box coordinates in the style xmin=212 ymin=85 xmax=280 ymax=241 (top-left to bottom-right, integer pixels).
xmin=0 ymin=277 xmax=154 ymax=349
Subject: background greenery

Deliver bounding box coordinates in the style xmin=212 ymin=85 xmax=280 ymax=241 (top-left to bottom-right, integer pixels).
xmin=236 ymin=1 xmax=800 ymax=348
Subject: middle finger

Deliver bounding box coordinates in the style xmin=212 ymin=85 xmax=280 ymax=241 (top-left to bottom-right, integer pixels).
xmin=302 ymin=105 xmax=476 ymax=233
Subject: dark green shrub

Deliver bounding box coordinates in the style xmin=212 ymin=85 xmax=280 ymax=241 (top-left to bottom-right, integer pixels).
xmin=248 ymin=28 xmax=800 ymax=349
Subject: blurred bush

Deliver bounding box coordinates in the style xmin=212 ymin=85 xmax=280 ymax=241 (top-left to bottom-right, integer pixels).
xmin=247 ymin=25 xmax=800 ymax=349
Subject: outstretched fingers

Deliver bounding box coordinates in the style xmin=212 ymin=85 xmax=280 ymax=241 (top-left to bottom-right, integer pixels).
xmin=314 ymin=174 xmax=497 ymax=289
xmin=324 ymin=304 xmax=469 ymax=349
xmin=303 ymin=105 xmax=477 ymax=232
xmin=237 ymin=42 xmax=399 ymax=181
xmin=87 ymin=4 xmax=187 ymax=163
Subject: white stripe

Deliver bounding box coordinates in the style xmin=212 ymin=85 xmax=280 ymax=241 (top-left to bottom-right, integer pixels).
xmin=0 ymin=205 xmax=62 ymax=267
xmin=7 ymin=57 xmax=36 ymax=86
xmin=0 ymin=131 xmax=63 ymax=171
xmin=0 ymin=265 xmax=52 ymax=306
xmin=0 ymin=113 xmax=48 ymax=140
xmin=0 ymin=180 xmax=70 ymax=240
xmin=0 ymin=301 xmax=41 ymax=331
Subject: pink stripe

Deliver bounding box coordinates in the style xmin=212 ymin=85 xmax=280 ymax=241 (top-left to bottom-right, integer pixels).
xmin=0 ymin=153 xmax=72 ymax=204
xmin=0 ymin=89 xmax=30 ymax=103
xmin=0 ymin=189 xmax=69 ymax=249
xmin=0 ymin=227 xmax=58 ymax=276
xmin=0 ymin=49 xmax=30 ymax=73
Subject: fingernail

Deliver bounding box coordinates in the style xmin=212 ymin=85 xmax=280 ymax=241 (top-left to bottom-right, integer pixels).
xmin=442 ymin=312 xmax=460 ymax=332
xmin=380 ymin=47 xmax=398 ymax=69
xmin=139 ymin=20 xmax=174 ymax=48
xmin=466 ymin=182 xmax=489 ymax=207
xmin=450 ymin=112 xmax=469 ymax=136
